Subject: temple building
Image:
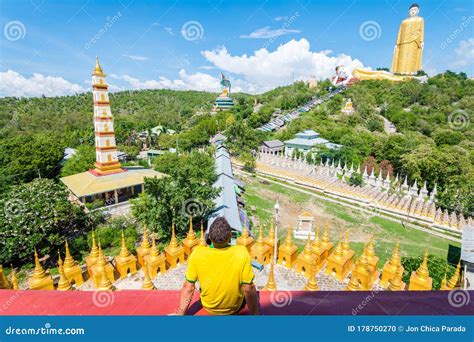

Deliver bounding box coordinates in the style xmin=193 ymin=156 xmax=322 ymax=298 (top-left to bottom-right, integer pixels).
xmin=213 ymin=73 xmax=234 ymax=111
xmin=61 ymin=58 xmax=164 ymax=206
xmin=284 ymin=130 xmax=342 ymax=156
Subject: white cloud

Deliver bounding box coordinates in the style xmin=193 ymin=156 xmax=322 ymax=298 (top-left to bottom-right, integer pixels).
xmin=240 ymin=26 xmax=301 ymax=39
xmin=122 ymin=54 xmax=148 ymax=61
xmin=0 ymin=70 xmax=85 ymax=97
xmin=198 ymin=65 xmax=215 ymax=70
xmin=202 ymin=38 xmax=365 ymax=92
xmin=450 ymin=38 xmax=474 ymax=68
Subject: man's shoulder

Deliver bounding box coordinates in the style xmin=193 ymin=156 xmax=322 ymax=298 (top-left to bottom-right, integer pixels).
xmin=230 ymin=245 xmax=250 ymax=257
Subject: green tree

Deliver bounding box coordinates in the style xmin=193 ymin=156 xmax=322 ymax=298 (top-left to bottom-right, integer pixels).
xmin=60 ymin=144 xmax=96 ymax=177
xmin=0 ymin=179 xmax=93 ymax=265
xmin=401 ymin=254 xmax=457 ymax=290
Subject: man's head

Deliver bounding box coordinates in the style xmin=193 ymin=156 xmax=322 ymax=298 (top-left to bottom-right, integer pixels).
xmin=209 ymin=217 xmax=232 ymax=247
xmin=408 ymin=3 xmax=419 ymax=17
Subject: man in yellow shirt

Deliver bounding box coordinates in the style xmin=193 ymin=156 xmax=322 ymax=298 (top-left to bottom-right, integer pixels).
xmin=174 ymin=217 xmax=259 ymax=315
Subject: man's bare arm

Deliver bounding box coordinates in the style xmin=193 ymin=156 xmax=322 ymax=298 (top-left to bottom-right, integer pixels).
xmin=242 ymin=283 xmax=259 ymax=315
xmin=174 ymin=280 xmax=195 ymax=315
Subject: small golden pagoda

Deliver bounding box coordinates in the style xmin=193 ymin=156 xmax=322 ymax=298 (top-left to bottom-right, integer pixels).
xmin=326 ymin=233 xmax=353 ymax=281
xmin=296 ymin=233 xmax=318 ymax=277
xmin=85 ymin=230 xmax=100 ymax=276
xmin=264 ymin=218 xmax=279 ymax=255
xmin=365 ymin=235 xmax=379 ymax=281
xmin=63 ymin=240 xmax=84 ymax=286
xmin=387 ymin=265 xmax=405 ymax=291
xmin=182 ymin=217 xmax=199 ymax=258
xmin=141 ymin=260 xmax=156 ymax=290
xmin=90 ymin=242 xmax=115 ymax=289
xmin=136 ymin=227 xmax=151 ymax=267
xmin=277 ymin=227 xmax=298 ymax=268
xmin=320 ymin=223 xmax=333 ymax=262
xmin=165 ymin=223 xmax=185 ymax=269
xmin=304 ymin=264 xmax=319 ymax=291
xmin=448 ymin=261 xmax=461 ymax=289
xmin=10 ymin=266 xmax=19 ymax=290
xmin=341 ymin=230 xmax=355 ymax=270
xmin=408 ymin=250 xmax=432 ymax=291
xmin=440 ymin=268 xmax=449 ymax=290
xmin=144 ymin=234 xmax=167 ymax=278
xmin=96 ymin=267 xmax=115 ymax=291
xmin=0 ymin=265 xmax=11 ymax=289
xmin=29 ymin=250 xmax=54 ymax=290
xmin=380 ymin=242 xmax=403 ymax=288
xmin=236 ymin=221 xmax=254 ymax=252
xmin=250 ymin=225 xmax=272 ymax=264
xmin=114 ymin=230 xmax=137 ymax=278
xmin=310 ymin=227 xmax=325 ymax=270
xmin=352 ymin=245 xmax=373 ymax=290
xmin=57 ymin=253 xmax=72 ymax=291
xmin=264 ymin=260 xmax=277 ymax=291
xmin=346 ymin=271 xmax=361 ymax=291
xmin=198 ymin=222 xmax=207 ymax=247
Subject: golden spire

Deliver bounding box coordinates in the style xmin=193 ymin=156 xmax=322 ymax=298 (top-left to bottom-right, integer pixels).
xmin=167 ymin=223 xmax=180 ymax=253
xmin=10 ymin=265 xmax=19 ymax=290
xmin=141 ymin=260 xmax=156 ymax=290
xmin=305 ymin=264 xmax=319 ymax=291
xmin=89 ymin=230 xmax=99 ymax=262
xmin=32 ymin=249 xmax=47 ymax=279
xmin=140 ymin=227 xmax=151 ymax=249
xmin=146 ymin=234 xmax=159 ymax=260
xmin=264 ymin=260 xmax=277 ymax=291
xmin=97 ymin=241 xmax=107 ymax=268
xmin=311 ymin=226 xmax=321 ymax=253
xmin=303 ymin=233 xmax=313 ymax=256
xmin=97 ymin=268 xmax=115 ymax=291
xmin=388 ymin=266 xmax=404 ymax=291
xmin=415 ymin=250 xmax=430 ymax=280
xmin=448 ymin=260 xmax=461 ymax=289
xmin=119 ymin=230 xmax=131 ymax=260
xmin=440 ymin=266 xmax=449 ymax=290
xmin=346 ymin=271 xmax=360 ymax=291
xmin=199 ymin=222 xmax=207 ymax=247
xmin=57 ymin=253 xmax=72 ymax=291
xmin=342 ymin=230 xmax=350 ymax=255
xmin=356 ymin=244 xmax=369 ymax=270
xmin=241 ymin=222 xmax=250 ymax=239
xmin=186 ymin=217 xmax=196 ymax=240
xmin=267 ymin=218 xmax=275 ymax=241
xmin=92 ymin=56 xmax=105 ymax=76
xmin=284 ymin=227 xmax=295 ymax=247
xmin=366 ymin=235 xmax=376 ymax=259
xmin=388 ymin=242 xmax=401 ymax=270
xmin=321 ymin=222 xmax=330 ymax=248
xmin=332 ymin=233 xmax=344 ymax=260
xmin=63 ymin=240 xmax=76 ymax=270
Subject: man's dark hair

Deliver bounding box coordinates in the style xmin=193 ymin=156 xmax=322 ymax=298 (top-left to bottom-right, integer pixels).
xmin=209 ymin=217 xmax=232 ymax=245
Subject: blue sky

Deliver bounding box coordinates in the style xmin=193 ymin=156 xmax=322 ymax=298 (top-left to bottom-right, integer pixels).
xmin=0 ymin=0 xmax=473 ymax=96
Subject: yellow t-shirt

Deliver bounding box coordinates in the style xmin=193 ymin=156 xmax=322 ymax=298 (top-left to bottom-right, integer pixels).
xmin=185 ymin=245 xmax=255 ymax=315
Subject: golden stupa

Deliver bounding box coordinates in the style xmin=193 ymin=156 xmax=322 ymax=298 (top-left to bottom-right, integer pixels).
xmin=85 ymin=230 xmax=100 ymax=276
xmin=448 ymin=261 xmax=461 ymax=289
xmin=320 ymin=223 xmax=333 ymax=263
xmin=236 ymin=219 xmax=254 ymax=252
xmin=388 ymin=265 xmax=405 ymax=291
xmin=10 ymin=266 xmax=19 ymax=290
xmin=57 ymin=253 xmax=72 ymax=291
xmin=182 ymin=217 xmax=199 ymax=258
xmin=352 ymin=245 xmax=373 ymax=290
xmin=264 ymin=260 xmax=277 ymax=291
xmin=408 ymin=250 xmax=432 ymax=290
xmin=326 ymin=232 xmax=353 ymax=281
xmin=380 ymin=242 xmax=403 ymax=288
xmin=114 ymin=230 xmax=137 ymax=278
xmin=346 ymin=271 xmax=361 ymax=291
xmin=141 ymin=260 xmax=156 ymax=290
xmin=277 ymin=227 xmax=298 ymax=268
xmin=310 ymin=227 xmax=325 ymax=271
xmin=364 ymin=235 xmax=379 ymax=282
xmin=440 ymin=267 xmax=450 ymax=290
xmin=296 ymin=233 xmax=317 ymax=277
xmin=0 ymin=265 xmax=11 ymax=289
xmin=264 ymin=218 xmax=279 ymax=255
xmin=304 ymin=264 xmax=319 ymax=291
xmin=136 ymin=227 xmax=151 ymax=267
xmin=198 ymin=222 xmax=207 ymax=247
xmin=144 ymin=234 xmax=166 ymax=278
xmin=250 ymin=225 xmax=272 ymax=264
xmin=90 ymin=242 xmax=115 ymax=289
xmin=29 ymin=250 xmax=54 ymax=290
xmin=63 ymin=240 xmax=84 ymax=286
xmin=164 ymin=223 xmax=185 ymax=269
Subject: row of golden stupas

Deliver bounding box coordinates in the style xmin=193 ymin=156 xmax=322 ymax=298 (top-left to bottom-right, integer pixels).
xmin=0 ymin=217 xmax=206 ymax=291
xmin=237 ymin=219 xmax=461 ymax=292
xmin=0 ymin=219 xmax=461 ymax=292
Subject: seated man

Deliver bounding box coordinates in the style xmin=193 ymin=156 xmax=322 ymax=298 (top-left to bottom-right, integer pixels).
xmin=174 ymin=217 xmax=259 ymax=315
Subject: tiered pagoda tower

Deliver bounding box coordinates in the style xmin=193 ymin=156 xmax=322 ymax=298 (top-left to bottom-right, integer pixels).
xmin=90 ymin=57 xmax=124 ymax=176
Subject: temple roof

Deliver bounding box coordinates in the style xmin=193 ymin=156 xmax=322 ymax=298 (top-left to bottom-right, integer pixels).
xmin=60 ymin=168 xmax=165 ymax=197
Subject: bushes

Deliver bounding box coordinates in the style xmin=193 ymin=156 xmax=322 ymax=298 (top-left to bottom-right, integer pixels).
xmin=401 ymin=254 xmax=457 ymax=290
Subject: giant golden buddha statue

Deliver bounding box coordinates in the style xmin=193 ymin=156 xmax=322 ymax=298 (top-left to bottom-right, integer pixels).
xmin=391 ymin=3 xmax=424 ymax=75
